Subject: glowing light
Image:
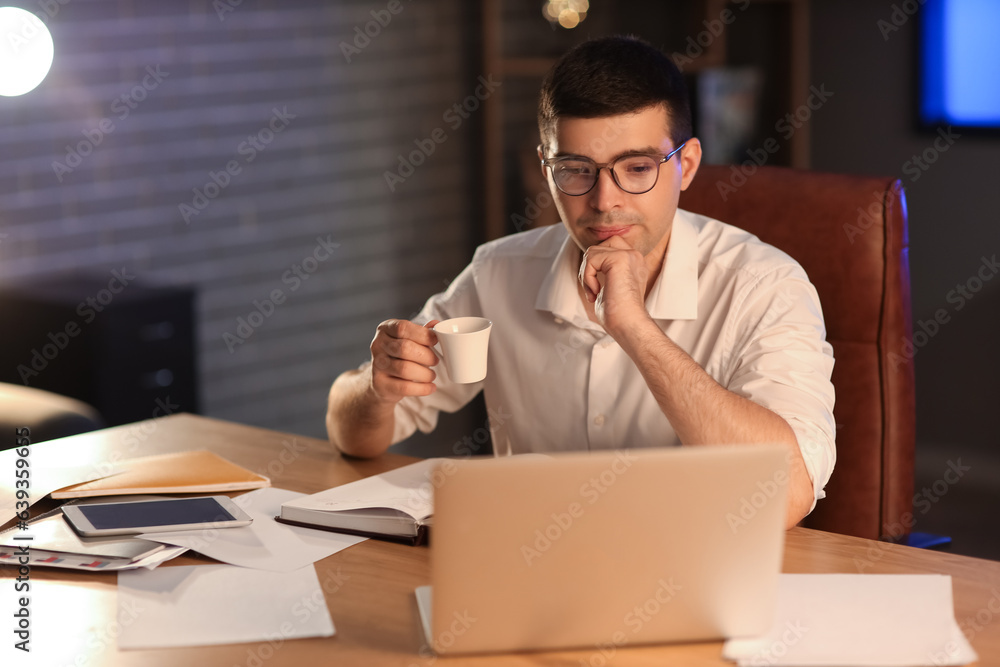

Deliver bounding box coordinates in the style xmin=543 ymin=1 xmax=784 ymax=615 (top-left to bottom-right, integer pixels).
xmin=0 ymin=6 xmax=55 ymax=97
xmin=542 ymin=0 xmax=588 ymax=30
xmin=558 ymin=9 xmax=580 ymax=29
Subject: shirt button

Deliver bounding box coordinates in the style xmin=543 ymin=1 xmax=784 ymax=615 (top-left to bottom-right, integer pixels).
xmin=594 ymin=414 xmax=605 ymax=426
xmin=554 ymin=317 xmax=564 ymax=325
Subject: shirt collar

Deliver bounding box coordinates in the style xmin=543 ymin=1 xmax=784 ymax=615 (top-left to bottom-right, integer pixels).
xmin=646 ymin=209 xmax=698 ymax=320
xmin=535 ymin=228 xmax=587 ymax=323
xmin=535 ymin=211 xmax=699 ymax=322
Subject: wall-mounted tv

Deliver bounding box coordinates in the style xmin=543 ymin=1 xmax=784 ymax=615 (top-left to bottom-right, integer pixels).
xmin=920 ymin=0 xmax=1000 ymax=128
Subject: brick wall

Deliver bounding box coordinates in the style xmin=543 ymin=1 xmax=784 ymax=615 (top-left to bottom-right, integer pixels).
xmin=0 ymin=0 xmax=478 ymax=439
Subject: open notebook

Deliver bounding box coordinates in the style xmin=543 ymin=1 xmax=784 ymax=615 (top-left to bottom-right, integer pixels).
xmin=276 ymin=458 xmax=444 ymax=545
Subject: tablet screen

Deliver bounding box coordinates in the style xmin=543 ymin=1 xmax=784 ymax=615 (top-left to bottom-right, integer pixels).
xmin=78 ymin=497 xmax=236 ymax=529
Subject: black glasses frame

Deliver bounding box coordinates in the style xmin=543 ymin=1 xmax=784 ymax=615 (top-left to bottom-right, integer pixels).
xmin=540 ymin=142 xmax=687 ymax=196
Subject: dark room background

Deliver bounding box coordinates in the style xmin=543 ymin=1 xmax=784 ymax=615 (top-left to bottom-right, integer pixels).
xmin=1 ymin=1 xmax=997 ymax=557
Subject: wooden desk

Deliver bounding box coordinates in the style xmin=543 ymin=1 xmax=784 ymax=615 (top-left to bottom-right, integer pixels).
xmin=2 ymin=414 xmax=997 ymax=666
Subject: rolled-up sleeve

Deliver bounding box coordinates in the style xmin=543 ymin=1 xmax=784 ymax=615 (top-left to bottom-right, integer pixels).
xmin=723 ymin=267 xmax=837 ymax=510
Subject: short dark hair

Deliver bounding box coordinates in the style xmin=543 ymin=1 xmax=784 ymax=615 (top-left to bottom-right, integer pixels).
xmin=537 ymin=35 xmax=692 ymax=153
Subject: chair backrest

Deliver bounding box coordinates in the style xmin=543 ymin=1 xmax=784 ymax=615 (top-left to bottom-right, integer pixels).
xmin=679 ymin=164 xmax=916 ymax=541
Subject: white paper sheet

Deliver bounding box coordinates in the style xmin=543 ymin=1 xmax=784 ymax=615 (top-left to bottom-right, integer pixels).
xmin=0 ymin=578 xmax=118 ymax=666
xmin=0 ymin=448 xmax=120 ymax=524
xmin=117 ymin=564 xmax=335 ymax=649
xmin=723 ymin=574 xmax=978 ymax=666
xmin=139 ymin=487 xmax=366 ymax=571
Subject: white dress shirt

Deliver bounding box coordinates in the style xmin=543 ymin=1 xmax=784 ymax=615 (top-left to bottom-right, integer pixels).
xmin=386 ymin=209 xmax=836 ymax=504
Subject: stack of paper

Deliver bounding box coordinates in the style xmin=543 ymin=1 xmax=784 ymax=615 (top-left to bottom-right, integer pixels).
xmin=723 ymin=574 xmax=978 ymax=666
xmin=0 ymin=509 xmax=185 ymax=572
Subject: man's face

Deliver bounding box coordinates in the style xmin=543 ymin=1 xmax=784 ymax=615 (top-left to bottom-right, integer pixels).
xmin=540 ymin=105 xmax=701 ymax=266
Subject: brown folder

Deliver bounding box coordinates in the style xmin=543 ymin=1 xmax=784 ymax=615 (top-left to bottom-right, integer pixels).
xmin=51 ymin=450 xmax=270 ymax=499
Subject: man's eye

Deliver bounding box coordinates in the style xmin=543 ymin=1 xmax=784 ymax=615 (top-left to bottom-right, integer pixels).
xmin=558 ymin=163 xmax=593 ymax=176
xmin=621 ymin=158 xmax=656 ymax=175
xmin=625 ymin=164 xmax=653 ymax=175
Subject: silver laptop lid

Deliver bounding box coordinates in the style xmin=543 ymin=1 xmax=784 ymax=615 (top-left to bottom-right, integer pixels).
xmin=430 ymin=445 xmax=789 ymax=655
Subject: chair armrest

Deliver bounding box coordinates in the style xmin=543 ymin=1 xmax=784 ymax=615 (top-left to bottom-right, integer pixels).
xmin=0 ymin=383 xmax=105 ymax=446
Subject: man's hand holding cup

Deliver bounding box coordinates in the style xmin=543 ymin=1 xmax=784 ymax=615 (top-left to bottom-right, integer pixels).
xmin=369 ymin=316 xmax=493 ymax=404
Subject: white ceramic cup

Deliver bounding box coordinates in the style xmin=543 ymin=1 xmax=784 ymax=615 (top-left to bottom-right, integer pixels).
xmin=432 ymin=317 xmax=493 ymax=384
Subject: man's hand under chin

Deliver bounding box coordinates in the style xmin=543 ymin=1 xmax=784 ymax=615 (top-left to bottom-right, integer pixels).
xmin=578 ymin=235 xmax=654 ymax=337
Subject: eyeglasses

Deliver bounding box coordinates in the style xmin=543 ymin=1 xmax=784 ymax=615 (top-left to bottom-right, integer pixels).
xmin=540 ymin=143 xmax=686 ymax=196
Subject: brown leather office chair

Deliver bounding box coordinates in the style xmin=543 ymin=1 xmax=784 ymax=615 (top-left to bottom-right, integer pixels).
xmin=679 ymin=164 xmax=916 ymax=541
xmin=0 ymin=383 xmax=105 ymax=448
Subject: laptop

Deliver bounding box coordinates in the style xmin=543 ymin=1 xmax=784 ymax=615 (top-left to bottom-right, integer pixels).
xmin=415 ymin=444 xmax=789 ymax=655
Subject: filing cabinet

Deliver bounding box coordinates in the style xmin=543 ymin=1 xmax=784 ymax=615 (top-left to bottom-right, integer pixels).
xmin=0 ymin=278 xmax=198 ymax=426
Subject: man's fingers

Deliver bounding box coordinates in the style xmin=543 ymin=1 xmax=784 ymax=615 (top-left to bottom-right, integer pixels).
xmin=600 ymin=234 xmax=632 ymax=250
xmin=377 ymin=319 xmax=438 ymax=347
xmin=370 ymin=318 xmax=440 ymax=403
xmin=371 ymin=372 xmax=437 ymax=401
xmin=381 ymin=336 xmax=438 ymax=368
xmin=372 ymin=355 xmax=437 ymax=384
xmin=579 ymin=248 xmax=607 ymax=301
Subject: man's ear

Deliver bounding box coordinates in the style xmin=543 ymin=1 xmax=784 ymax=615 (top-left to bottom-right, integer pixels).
xmin=537 ymin=144 xmax=547 ymax=181
xmin=678 ymin=138 xmax=702 ymax=191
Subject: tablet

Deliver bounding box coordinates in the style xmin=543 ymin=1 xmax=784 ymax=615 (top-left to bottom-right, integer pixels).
xmin=62 ymin=496 xmax=252 ymax=537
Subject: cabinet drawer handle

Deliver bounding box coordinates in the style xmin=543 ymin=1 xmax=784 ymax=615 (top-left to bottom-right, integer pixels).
xmin=139 ymin=321 xmax=175 ymax=341
xmin=140 ymin=369 xmax=174 ymax=388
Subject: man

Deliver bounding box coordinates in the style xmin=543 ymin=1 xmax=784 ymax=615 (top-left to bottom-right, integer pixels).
xmin=327 ymin=36 xmax=835 ymax=528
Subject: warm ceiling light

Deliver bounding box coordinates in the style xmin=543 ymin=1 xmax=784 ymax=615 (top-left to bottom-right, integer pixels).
xmin=542 ymin=0 xmax=588 ymax=30
xmin=558 ymin=9 xmax=581 ymax=29
xmin=0 ymin=6 xmax=55 ymax=96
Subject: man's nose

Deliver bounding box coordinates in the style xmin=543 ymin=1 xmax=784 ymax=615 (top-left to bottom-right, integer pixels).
xmin=588 ymin=167 xmax=624 ymax=210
